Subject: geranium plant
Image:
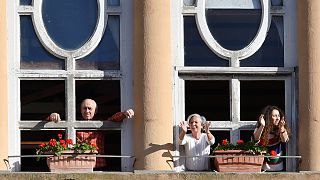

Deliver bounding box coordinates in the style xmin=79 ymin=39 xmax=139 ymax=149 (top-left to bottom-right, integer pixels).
xmin=36 ymin=133 xmax=97 ymax=160
xmin=214 ymin=139 xmax=267 ymax=155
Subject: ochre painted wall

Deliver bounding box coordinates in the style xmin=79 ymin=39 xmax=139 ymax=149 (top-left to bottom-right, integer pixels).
xmin=0 ymin=0 xmax=8 ymax=170
xmin=298 ymin=0 xmax=320 ymax=171
xmin=133 ymin=0 xmax=174 ymax=170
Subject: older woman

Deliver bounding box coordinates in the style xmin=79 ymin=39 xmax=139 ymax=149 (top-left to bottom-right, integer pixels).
xmin=179 ymin=113 xmax=215 ymax=171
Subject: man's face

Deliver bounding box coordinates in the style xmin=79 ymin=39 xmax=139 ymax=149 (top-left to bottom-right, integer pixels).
xmin=81 ymin=100 xmax=96 ymax=120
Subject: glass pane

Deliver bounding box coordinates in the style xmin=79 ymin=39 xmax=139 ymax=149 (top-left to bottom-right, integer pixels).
xmin=76 ymin=16 xmax=120 ymax=70
xmin=240 ymin=130 xmax=254 ymax=142
xmin=75 ymin=80 xmax=120 ymax=120
xmin=21 ymin=130 xmax=65 ymax=172
xmin=20 ymin=80 xmax=65 ymax=121
xmin=184 ymin=17 xmax=229 ymax=67
xmin=20 ymin=16 xmax=64 ymax=70
xmin=211 ymin=130 xmax=230 ymax=149
xmin=183 ymin=0 xmax=196 ymax=6
xmin=108 ymin=0 xmax=120 ymax=6
xmin=271 ymin=0 xmax=283 ymax=6
xmin=240 ymin=80 xmax=285 ymax=122
xmin=240 ymin=16 xmax=284 ymax=67
xmin=20 ymin=0 xmax=32 ymax=5
xmin=206 ymin=9 xmax=261 ymax=51
xmin=185 ymin=81 xmax=229 ymax=121
xmin=76 ymin=130 xmax=121 ymax=171
xmin=42 ymin=0 xmax=98 ymax=50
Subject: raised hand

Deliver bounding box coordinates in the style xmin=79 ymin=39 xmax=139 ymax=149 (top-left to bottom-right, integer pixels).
xmin=259 ymin=114 xmax=265 ymax=127
xmin=125 ymin=109 xmax=134 ymax=118
xmin=48 ymin=112 xmax=61 ymax=123
xmin=204 ymin=121 xmax=211 ymax=133
xmin=179 ymin=121 xmax=188 ymax=133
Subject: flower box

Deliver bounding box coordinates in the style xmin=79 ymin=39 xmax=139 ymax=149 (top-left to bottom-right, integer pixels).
xmin=46 ymin=150 xmax=98 ymax=172
xmin=214 ymin=150 xmax=264 ymax=172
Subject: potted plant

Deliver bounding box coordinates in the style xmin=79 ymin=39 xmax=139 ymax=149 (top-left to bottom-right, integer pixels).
xmin=213 ymin=139 xmax=267 ymax=172
xmin=36 ymin=134 xmax=98 ymax=172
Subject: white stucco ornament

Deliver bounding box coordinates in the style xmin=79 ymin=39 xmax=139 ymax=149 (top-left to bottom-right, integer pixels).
xmin=195 ymin=0 xmax=271 ymax=66
xmin=32 ymin=0 xmax=106 ymax=60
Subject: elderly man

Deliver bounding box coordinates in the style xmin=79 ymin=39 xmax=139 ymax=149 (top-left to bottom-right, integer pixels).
xmin=47 ymin=98 xmax=134 ymax=170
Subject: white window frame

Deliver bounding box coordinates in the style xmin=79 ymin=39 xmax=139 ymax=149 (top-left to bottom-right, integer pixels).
xmin=7 ymin=0 xmax=134 ymax=172
xmin=172 ymin=0 xmax=298 ymax=171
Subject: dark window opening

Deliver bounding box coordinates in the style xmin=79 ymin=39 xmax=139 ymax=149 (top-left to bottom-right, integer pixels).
xmin=185 ymin=80 xmax=229 ymax=121
xmin=20 ymin=80 xmax=65 ymax=121
xmin=240 ymin=80 xmax=285 ymax=122
xmin=75 ymin=80 xmax=121 ymax=120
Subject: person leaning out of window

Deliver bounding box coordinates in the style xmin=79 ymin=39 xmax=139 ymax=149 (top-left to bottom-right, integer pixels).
xmin=179 ymin=113 xmax=215 ymax=171
xmin=253 ymin=105 xmax=290 ymax=171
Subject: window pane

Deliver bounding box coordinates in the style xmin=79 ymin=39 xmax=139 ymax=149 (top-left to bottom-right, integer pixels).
xmin=184 ymin=17 xmax=229 ymax=67
xmin=76 ymin=130 xmax=121 ymax=171
xmin=42 ymin=0 xmax=98 ymax=50
xmin=183 ymin=0 xmax=196 ymax=6
xmin=211 ymin=130 xmax=230 ymax=149
xmin=185 ymin=81 xmax=229 ymax=121
xmin=20 ymin=80 xmax=65 ymax=121
xmin=20 ymin=16 xmax=64 ymax=70
xmin=20 ymin=0 xmax=32 ymax=5
xmin=76 ymin=80 xmax=120 ymax=120
xmin=21 ymin=130 xmax=65 ymax=172
xmin=76 ymin=16 xmax=120 ymax=70
xmin=240 ymin=80 xmax=285 ymax=122
xmin=108 ymin=0 xmax=120 ymax=6
xmin=240 ymin=130 xmax=254 ymax=142
xmin=206 ymin=9 xmax=261 ymax=51
xmin=240 ymin=16 xmax=284 ymax=67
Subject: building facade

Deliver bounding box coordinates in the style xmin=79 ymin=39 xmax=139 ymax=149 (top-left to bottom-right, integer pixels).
xmin=0 ymin=0 xmax=318 ymax=172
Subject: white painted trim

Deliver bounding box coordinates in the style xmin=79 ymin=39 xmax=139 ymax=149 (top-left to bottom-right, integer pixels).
xmin=195 ymin=0 xmax=271 ymax=64
xmin=9 ymin=0 xmax=133 ymax=172
xmin=32 ymin=0 xmax=106 ymax=60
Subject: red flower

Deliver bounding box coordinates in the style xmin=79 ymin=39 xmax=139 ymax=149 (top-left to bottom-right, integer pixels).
xmin=270 ymin=150 xmax=277 ymax=156
xmin=66 ymin=139 xmax=73 ymax=145
xmin=59 ymin=139 xmax=65 ymax=145
xmin=39 ymin=143 xmax=46 ymax=148
xmin=49 ymin=139 xmax=57 ymax=147
xmin=221 ymin=139 xmax=229 ymax=145
xmin=58 ymin=134 xmax=62 ymax=139
xmin=237 ymin=140 xmax=244 ymax=145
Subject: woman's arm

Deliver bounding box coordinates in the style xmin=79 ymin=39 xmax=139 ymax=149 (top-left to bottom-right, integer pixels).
xmin=253 ymin=114 xmax=265 ymax=141
xmin=179 ymin=121 xmax=188 ymax=141
xmin=279 ymin=117 xmax=289 ymax=142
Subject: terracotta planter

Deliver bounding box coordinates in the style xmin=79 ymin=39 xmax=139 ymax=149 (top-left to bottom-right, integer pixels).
xmin=214 ymin=150 xmax=264 ymax=172
xmin=46 ymin=150 xmax=98 ymax=172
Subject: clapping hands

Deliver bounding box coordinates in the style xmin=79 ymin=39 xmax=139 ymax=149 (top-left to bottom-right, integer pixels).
xmin=179 ymin=121 xmax=188 ymax=133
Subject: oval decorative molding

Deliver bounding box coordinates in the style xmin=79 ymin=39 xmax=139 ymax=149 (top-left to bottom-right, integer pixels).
xmin=32 ymin=0 xmax=106 ymax=60
xmin=195 ymin=0 xmax=271 ymax=62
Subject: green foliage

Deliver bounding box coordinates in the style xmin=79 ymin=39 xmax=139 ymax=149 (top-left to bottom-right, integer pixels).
xmin=214 ymin=139 xmax=267 ymax=155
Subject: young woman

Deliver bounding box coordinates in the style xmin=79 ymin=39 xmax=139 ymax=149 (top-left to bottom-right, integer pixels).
xmin=253 ymin=105 xmax=290 ymax=171
xmin=179 ymin=114 xmax=215 ymax=171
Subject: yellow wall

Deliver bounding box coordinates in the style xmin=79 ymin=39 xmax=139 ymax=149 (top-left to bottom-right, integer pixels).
xmin=0 ymin=0 xmax=8 ymax=170
xmin=133 ymin=0 xmax=174 ymax=170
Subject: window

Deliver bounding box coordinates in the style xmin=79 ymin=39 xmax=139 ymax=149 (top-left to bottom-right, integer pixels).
xmin=9 ymin=0 xmax=133 ymax=172
xmin=173 ymin=0 xmax=297 ymax=171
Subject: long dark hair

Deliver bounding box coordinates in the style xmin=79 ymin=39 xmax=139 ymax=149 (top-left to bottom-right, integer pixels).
xmin=257 ymin=105 xmax=290 ymax=145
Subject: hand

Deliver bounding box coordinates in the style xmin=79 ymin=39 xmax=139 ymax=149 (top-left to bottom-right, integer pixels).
xmin=179 ymin=121 xmax=188 ymax=133
xmin=124 ymin=109 xmax=134 ymax=118
xmin=48 ymin=113 xmax=61 ymax=123
xmin=279 ymin=117 xmax=286 ymax=129
xmin=204 ymin=121 xmax=211 ymax=133
xmin=259 ymin=114 xmax=265 ymax=127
